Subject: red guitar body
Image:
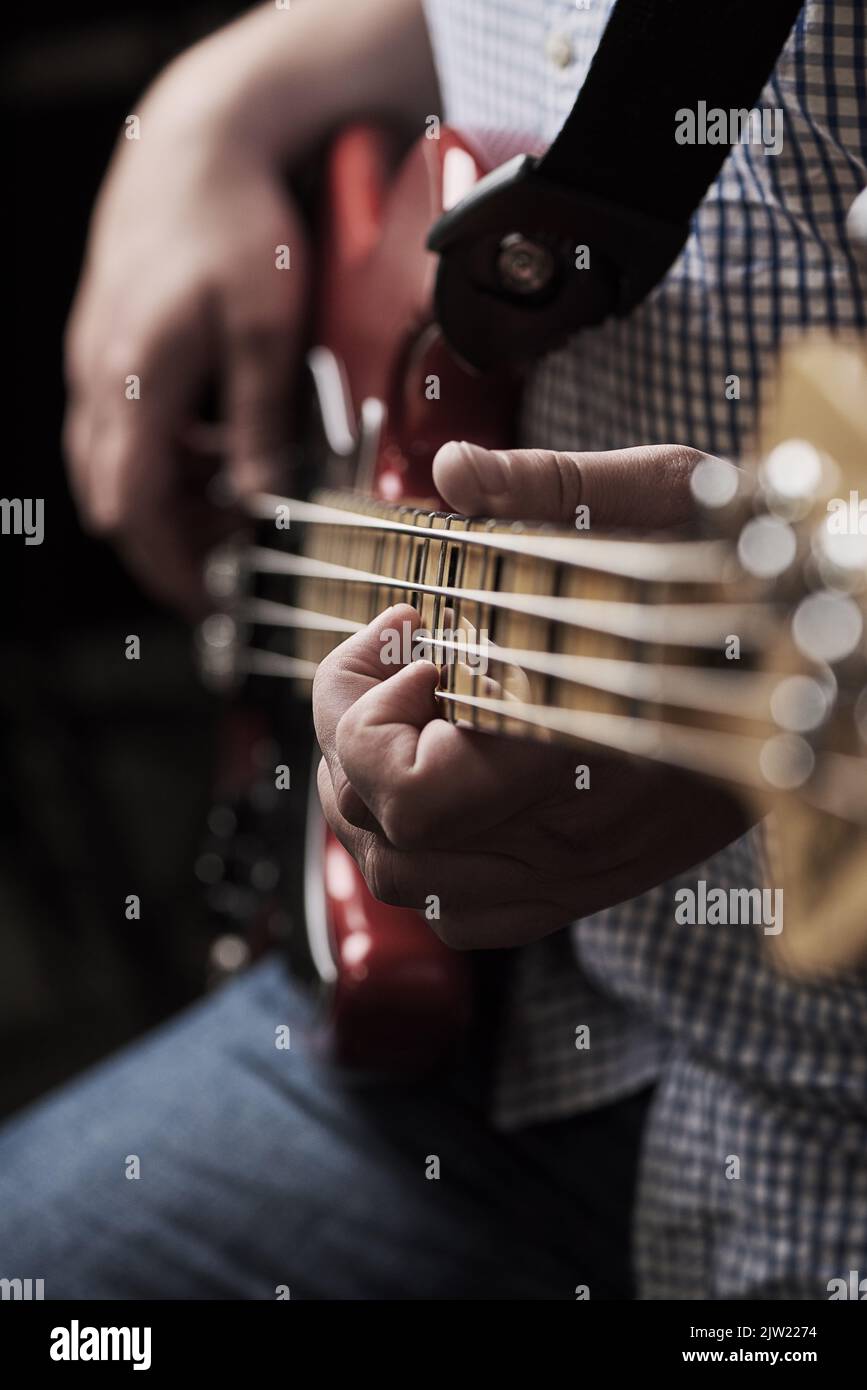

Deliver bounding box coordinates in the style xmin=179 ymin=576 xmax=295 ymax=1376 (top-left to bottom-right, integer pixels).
xmin=307 ymin=125 xmax=516 ymax=1072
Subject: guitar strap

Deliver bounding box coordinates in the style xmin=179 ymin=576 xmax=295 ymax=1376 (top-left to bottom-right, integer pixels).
xmin=429 ymin=0 xmax=805 ymax=370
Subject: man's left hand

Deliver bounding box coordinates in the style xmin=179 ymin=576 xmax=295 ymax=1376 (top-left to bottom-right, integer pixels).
xmin=313 ymin=441 xmax=749 ymax=949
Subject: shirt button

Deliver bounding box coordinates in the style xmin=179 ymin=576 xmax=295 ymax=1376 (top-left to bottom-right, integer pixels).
xmin=545 ymin=32 xmax=575 ymax=69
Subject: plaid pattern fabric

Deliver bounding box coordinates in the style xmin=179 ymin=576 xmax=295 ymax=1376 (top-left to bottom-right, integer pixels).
xmin=423 ymin=0 xmax=867 ymax=1297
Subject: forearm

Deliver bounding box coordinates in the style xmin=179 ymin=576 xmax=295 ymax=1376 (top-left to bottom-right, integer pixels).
xmin=147 ymin=0 xmax=439 ymax=163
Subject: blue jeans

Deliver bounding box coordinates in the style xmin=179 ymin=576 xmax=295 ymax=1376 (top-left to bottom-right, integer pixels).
xmin=0 ymin=955 xmax=649 ymax=1299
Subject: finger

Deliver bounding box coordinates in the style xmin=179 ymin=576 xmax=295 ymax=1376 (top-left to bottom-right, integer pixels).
xmin=317 ymin=759 xmax=540 ymax=923
xmin=63 ymin=399 xmax=96 ymax=520
xmin=78 ymin=306 xmax=209 ymax=532
xmin=316 ymin=756 xmax=381 ymax=836
xmin=313 ymin=604 xmax=421 ymax=764
xmin=433 ymin=440 xmax=705 ymax=529
xmin=313 ymin=603 xmax=422 ymax=817
xmin=334 ymin=651 xmax=570 ymax=849
xmin=222 ymin=316 xmax=296 ymax=496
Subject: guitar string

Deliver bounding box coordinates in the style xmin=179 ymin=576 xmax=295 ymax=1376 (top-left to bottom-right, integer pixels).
xmin=223 ymin=595 xmax=864 ymax=824
xmin=238 ymin=647 xmax=867 ymax=824
xmin=435 ymin=692 xmax=866 ymax=826
xmin=224 ymin=503 xmax=853 ymax=812
xmin=243 ymin=547 xmax=774 ymax=648
xmin=244 ymin=492 xmax=732 ymax=584
xmin=434 ymin=689 xmax=769 ymax=788
xmin=236 ymin=597 xmax=777 ymax=720
xmin=230 ymin=646 xmax=791 ymax=800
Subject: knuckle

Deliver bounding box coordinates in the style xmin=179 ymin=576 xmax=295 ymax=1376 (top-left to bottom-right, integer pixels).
xmin=361 ymin=845 xmax=396 ymax=906
xmin=334 ymin=777 xmax=365 ymax=827
xmin=550 ymin=450 xmax=582 ymax=515
xmin=362 ymin=845 xmax=414 ymax=909
xmin=333 ymin=704 xmax=363 ymax=770
xmin=100 ymin=333 xmax=151 ymax=382
xmin=379 ymin=793 xmax=430 ymax=851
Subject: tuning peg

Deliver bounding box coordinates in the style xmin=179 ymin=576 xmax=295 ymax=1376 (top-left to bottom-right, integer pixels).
xmin=811 ymin=507 xmax=867 ymax=593
xmin=737 ymin=514 xmax=797 ymax=579
xmin=758 ymin=438 xmax=832 ymax=520
xmin=690 ymin=455 xmax=742 ymax=510
xmin=791 ymin=590 xmax=863 ymax=665
xmin=759 ymin=732 xmax=815 ymax=790
xmin=770 ymin=672 xmax=835 ymax=734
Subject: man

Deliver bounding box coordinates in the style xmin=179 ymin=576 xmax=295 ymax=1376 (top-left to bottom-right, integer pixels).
xmin=1 ymin=0 xmax=866 ymax=1299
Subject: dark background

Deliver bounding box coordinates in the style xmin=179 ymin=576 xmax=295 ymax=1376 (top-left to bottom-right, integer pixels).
xmin=2 ymin=2 xmax=253 ymax=1118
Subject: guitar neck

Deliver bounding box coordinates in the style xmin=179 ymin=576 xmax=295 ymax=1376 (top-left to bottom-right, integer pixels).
xmin=196 ymin=337 xmax=867 ymax=975
xmin=239 ymin=487 xmax=783 ymax=795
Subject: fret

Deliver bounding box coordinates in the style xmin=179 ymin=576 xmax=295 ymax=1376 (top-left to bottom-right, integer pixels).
xmin=314 ymin=491 xmax=332 ymax=667
xmin=427 ymin=513 xmax=453 ymax=652
xmin=370 ymin=499 xmax=389 ymax=623
xmin=543 ymin=560 xmax=565 ymax=718
xmin=378 ymin=502 xmax=401 ymax=612
xmin=474 ymin=521 xmax=502 ymax=734
xmin=240 ymin=488 xmax=778 ymax=750
xmin=353 ymin=496 xmax=375 ymax=631
xmin=414 ymin=510 xmax=437 ymax=639
xmin=395 ymin=505 xmax=419 ymax=612
xmin=442 ymin=513 xmax=471 ymax=721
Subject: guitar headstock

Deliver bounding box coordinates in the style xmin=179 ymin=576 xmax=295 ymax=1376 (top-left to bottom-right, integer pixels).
xmin=699 ymin=337 xmax=867 ymax=975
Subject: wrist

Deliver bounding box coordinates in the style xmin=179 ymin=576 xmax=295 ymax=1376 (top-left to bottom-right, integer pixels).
xmin=143 ymin=0 xmax=437 ymax=168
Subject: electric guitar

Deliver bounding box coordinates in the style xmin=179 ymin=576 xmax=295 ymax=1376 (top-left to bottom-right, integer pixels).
xmin=199 ymin=123 xmax=867 ymax=1071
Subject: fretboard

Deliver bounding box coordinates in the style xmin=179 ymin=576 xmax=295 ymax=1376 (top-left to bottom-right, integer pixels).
xmin=234 ymin=488 xmax=787 ymax=792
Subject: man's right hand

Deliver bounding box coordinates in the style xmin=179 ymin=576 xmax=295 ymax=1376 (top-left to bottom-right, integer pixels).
xmin=64 ymin=94 xmax=309 ymax=615
xmin=63 ymin=0 xmax=437 ymax=614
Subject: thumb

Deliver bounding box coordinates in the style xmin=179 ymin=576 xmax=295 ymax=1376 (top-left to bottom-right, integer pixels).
xmin=433 ymin=440 xmax=705 ymax=530
xmin=224 ymin=321 xmax=295 ymax=495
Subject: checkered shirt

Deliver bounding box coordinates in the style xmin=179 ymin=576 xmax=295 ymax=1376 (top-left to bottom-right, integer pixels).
xmin=422 ymin=0 xmax=867 ymax=1297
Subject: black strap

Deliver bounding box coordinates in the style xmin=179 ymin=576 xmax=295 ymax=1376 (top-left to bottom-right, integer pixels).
xmin=428 ymin=0 xmax=806 ymax=369
xmin=538 ymin=0 xmax=804 ymax=223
